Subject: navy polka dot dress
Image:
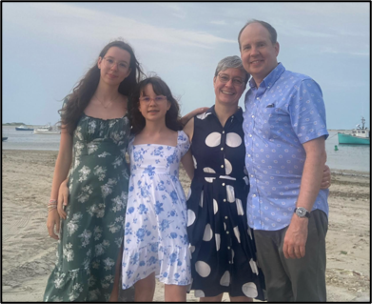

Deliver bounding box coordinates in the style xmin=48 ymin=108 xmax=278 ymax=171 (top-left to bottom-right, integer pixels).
xmin=186 ymin=106 xmax=266 ymax=299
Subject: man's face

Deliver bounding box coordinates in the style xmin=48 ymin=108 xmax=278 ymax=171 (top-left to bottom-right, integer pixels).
xmin=239 ymin=23 xmax=279 ymax=84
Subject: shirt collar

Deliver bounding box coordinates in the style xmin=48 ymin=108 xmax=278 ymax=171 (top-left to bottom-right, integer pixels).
xmin=249 ymin=62 xmax=286 ymax=89
xmin=209 ymin=105 xmax=243 ymax=123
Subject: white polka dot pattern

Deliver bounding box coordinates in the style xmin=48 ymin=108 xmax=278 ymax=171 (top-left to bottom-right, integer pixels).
xmin=203 ymin=224 xmax=213 ymax=241
xmin=226 ymin=132 xmax=242 ymax=147
xmin=194 ymin=290 xmax=205 ymax=297
xmin=236 ymin=198 xmax=244 ymax=216
xmin=243 ymin=64 xmax=329 ymax=231
xmin=220 ymin=270 xmax=230 ymax=286
xmin=249 ymin=258 xmax=259 ymax=275
xmin=242 ymin=282 xmax=258 ymax=298
xmin=195 ymin=261 xmax=211 ymax=277
xmin=205 ymin=132 xmax=221 ymax=147
xmin=215 ymin=233 xmax=220 ymax=251
xmin=224 ymin=158 xmax=232 ymax=175
xmin=233 ymin=226 xmax=241 ymax=243
xmin=192 ymin=155 xmax=197 ymax=169
xmin=187 ymin=209 xmax=196 ymax=227
xmin=213 ymin=199 xmax=218 ymax=214
xmin=226 ymin=185 xmax=235 ymax=203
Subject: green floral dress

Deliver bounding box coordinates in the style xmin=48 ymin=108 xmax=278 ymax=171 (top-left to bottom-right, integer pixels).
xmin=44 ymin=114 xmax=130 ymax=302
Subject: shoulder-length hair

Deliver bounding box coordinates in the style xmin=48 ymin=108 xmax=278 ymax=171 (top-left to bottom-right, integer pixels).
xmin=60 ymin=40 xmax=144 ymax=133
xmin=129 ymin=76 xmax=182 ymax=135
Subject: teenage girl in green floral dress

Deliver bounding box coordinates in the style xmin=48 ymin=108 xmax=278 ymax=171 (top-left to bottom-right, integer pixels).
xmin=44 ymin=40 xmax=144 ymax=302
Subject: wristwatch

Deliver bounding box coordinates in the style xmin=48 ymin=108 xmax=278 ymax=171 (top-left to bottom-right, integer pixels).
xmin=294 ymin=207 xmax=310 ymax=218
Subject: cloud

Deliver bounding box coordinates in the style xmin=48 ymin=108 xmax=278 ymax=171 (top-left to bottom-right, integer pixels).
xmin=3 ymin=3 xmax=235 ymax=49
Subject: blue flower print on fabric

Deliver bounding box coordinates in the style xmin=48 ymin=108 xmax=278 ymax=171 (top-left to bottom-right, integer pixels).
xmin=122 ymin=131 xmax=192 ymax=288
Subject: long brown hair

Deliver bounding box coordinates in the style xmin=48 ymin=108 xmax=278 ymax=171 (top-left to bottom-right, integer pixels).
xmin=130 ymin=77 xmax=182 ymax=135
xmin=60 ymin=40 xmax=144 ymax=133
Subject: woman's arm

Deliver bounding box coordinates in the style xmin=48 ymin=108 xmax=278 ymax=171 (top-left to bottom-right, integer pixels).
xmin=46 ymin=127 xmax=73 ymax=240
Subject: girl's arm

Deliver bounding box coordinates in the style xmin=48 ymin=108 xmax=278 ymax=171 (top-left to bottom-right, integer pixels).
xmin=182 ymin=118 xmax=194 ymax=142
xmin=181 ymin=149 xmax=194 ymax=180
xmin=46 ymin=127 xmax=73 ymax=240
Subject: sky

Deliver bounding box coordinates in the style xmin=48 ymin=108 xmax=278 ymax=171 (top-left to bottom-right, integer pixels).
xmin=3 ymin=2 xmax=370 ymax=129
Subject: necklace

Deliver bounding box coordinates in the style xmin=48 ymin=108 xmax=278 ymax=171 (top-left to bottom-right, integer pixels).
xmin=95 ymin=94 xmax=120 ymax=108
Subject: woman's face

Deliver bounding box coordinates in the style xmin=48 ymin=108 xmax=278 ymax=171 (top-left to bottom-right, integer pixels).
xmin=138 ymin=84 xmax=171 ymax=123
xmin=213 ymin=68 xmax=246 ymax=106
xmin=97 ymin=46 xmax=132 ymax=86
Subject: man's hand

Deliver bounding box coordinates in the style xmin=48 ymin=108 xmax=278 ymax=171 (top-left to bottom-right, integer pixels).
xmin=283 ymin=215 xmax=308 ymax=259
xmin=180 ymin=107 xmax=209 ymax=126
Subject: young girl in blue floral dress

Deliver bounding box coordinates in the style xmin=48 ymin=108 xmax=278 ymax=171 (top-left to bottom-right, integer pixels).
xmin=121 ymin=77 xmax=194 ymax=302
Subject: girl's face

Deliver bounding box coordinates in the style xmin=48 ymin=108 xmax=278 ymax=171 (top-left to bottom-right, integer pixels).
xmin=97 ymin=46 xmax=132 ymax=86
xmin=138 ymin=84 xmax=171 ymax=123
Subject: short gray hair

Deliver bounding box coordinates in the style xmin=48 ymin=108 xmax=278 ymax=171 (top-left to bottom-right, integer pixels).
xmin=238 ymin=19 xmax=277 ymax=50
xmin=214 ymin=55 xmax=250 ymax=84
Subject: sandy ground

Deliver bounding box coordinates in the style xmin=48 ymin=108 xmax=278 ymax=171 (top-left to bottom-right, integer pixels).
xmin=2 ymin=150 xmax=370 ymax=302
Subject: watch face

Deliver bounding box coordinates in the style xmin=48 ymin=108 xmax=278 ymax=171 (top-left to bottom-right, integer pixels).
xmin=297 ymin=209 xmax=305 ymax=216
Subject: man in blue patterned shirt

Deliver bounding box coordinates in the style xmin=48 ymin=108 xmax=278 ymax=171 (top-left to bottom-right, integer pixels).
xmin=238 ymin=20 xmax=329 ymax=302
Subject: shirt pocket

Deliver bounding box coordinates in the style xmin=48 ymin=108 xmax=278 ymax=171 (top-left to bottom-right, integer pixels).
xmin=258 ymin=107 xmax=291 ymax=139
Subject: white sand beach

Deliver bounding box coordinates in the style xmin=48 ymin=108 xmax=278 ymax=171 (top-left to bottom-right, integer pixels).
xmin=2 ymin=150 xmax=370 ymax=302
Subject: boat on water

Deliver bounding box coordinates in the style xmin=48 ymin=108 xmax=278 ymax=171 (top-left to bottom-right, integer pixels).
xmin=15 ymin=125 xmax=34 ymax=131
xmin=33 ymin=123 xmax=60 ymax=135
xmin=2 ymin=137 xmax=8 ymax=141
xmin=338 ymin=117 xmax=370 ymax=145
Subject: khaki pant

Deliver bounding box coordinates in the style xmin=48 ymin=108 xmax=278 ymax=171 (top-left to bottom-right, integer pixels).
xmin=254 ymin=210 xmax=328 ymax=302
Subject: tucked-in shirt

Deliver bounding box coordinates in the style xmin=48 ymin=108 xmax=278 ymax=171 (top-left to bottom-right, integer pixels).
xmin=243 ymin=63 xmax=329 ymax=231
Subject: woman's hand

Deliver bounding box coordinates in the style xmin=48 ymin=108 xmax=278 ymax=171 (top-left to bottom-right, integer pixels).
xmin=57 ymin=179 xmax=69 ymax=220
xmin=320 ymin=164 xmax=331 ymax=189
xmin=46 ymin=209 xmax=60 ymax=240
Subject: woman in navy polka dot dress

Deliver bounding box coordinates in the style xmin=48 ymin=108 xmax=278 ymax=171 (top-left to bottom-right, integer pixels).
xmin=183 ymin=56 xmax=266 ymax=302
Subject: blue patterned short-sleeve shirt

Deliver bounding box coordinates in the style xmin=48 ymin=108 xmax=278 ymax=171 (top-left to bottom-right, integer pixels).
xmin=243 ymin=63 xmax=329 ymax=231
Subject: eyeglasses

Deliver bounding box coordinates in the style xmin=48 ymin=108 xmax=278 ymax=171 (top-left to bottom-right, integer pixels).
xmin=102 ymin=57 xmax=129 ymax=71
xmin=217 ymin=74 xmax=245 ymax=87
xmin=139 ymin=96 xmax=167 ymax=103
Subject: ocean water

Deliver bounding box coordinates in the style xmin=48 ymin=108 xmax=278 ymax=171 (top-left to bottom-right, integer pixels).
xmin=2 ymin=127 xmax=370 ymax=173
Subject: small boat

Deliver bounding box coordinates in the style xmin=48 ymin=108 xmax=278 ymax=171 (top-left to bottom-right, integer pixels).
xmin=2 ymin=137 xmax=8 ymax=141
xmin=338 ymin=117 xmax=370 ymax=145
xmin=33 ymin=123 xmax=60 ymax=135
xmin=15 ymin=125 xmax=34 ymax=131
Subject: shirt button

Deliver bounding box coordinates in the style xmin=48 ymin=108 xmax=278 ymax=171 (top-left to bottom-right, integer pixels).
xmin=225 ymin=216 xmax=228 ymax=219
xmin=223 ymin=199 xmax=226 ymax=202
xmin=253 ymin=194 xmax=256 ymax=197
xmin=248 ymin=154 xmax=251 ymax=157
xmin=252 ymin=115 xmax=254 ymax=118
xmin=222 ymin=131 xmax=225 ymax=134
xmin=227 ymin=246 xmax=231 ymax=250
xmin=251 ymin=174 xmax=254 ymax=178
xmin=256 ymin=97 xmax=260 ymax=100
xmin=249 ymin=134 xmax=252 ymax=137
xmin=222 ymin=183 xmax=225 ymax=186
xmin=221 ymin=165 xmax=224 ymax=168
xmin=226 ymin=231 xmax=229 ymax=234
xmin=229 ymin=261 xmax=232 ymax=264
xmin=221 ymin=147 xmax=224 ymax=151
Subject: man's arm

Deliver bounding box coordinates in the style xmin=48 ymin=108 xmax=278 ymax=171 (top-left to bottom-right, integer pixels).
xmin=282 ymin=136 xmax=327 ymax=259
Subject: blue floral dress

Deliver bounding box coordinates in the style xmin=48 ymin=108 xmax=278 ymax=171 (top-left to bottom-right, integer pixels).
xmin=121 ymin=130 xmax=192 ymax=289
